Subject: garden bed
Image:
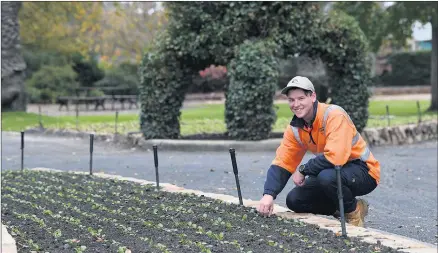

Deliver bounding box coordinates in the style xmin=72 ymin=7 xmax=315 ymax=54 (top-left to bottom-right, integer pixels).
xmin=1 ymin=170 xmax=398 ymax=253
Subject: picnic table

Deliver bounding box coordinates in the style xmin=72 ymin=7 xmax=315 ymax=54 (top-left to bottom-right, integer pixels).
xmin=56 ymin=87 xmax=139 ymax=111
xmin=56 ymin=96 xmax=107 ymax=111
xmin=56 ymin=95 xmax=139 ymax=111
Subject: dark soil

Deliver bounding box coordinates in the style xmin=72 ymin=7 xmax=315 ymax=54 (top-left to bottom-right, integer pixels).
xmin=1 ymin=170 xmax=399 ymax=253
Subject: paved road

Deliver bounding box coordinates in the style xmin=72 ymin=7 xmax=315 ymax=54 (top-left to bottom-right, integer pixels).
xmin=2 ymin=132 xmax=437 ymax=245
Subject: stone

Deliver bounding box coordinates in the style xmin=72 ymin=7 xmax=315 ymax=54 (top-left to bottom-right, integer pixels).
xmin=361 ymin=121 xmax=437 ymax=147
xmin=379 ymin=127 xmax=391 ymax=145
xmin=363 ymin=129 xmax=378 ymax=146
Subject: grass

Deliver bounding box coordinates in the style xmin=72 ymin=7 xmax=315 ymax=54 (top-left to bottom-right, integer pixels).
xmin=368 ymin=100 xmax=432 ymax=116
xmin=2 ymin=100 xmax=437 ymax=136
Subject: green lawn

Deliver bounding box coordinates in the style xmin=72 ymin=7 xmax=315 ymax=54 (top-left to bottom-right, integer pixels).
xmin=2 ymin=100 xmax=437 ymax=136
xmin=368 ymin=100 xmax=432 ymax=116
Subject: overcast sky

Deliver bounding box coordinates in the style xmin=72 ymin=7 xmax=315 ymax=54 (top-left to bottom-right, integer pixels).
xmin=412 ymin=22 xmax=432 ymax=41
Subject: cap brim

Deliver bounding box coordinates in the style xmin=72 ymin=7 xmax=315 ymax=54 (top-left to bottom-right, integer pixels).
xmin=281 ymin=85 xmax=313 ymax=95
xmin=281 ymin=86 xmax=293 ymax=95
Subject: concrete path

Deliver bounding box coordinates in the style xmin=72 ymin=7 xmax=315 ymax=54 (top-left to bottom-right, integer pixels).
xmin=1 ymin=131 xmax=437 ymax=245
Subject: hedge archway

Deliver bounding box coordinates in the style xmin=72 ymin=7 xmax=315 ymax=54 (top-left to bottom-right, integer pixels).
xmin=139 ymin=2 xmax=371 ymax=140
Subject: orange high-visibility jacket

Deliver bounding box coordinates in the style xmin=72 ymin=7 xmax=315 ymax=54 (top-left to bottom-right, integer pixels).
xmin=272 ymin=101 xmax=381 ymax=184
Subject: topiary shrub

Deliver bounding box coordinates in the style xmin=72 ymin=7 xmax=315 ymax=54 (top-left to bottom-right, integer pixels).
xmin=139 ymin=38 xmax=189 ymax=139
xmin=225 ymin=39 xmax=279 ymax=140
xmin=139 ymin=2 xmax=372 ymax=139
xmin=26 ymin=65 xmax=78 ymax=103
xmin=314 ymin=10 xmax=372 ymax=132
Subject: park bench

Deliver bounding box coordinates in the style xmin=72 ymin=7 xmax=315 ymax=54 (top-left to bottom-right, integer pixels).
xmin=56 ymin=95 xmax=138 ymax=111
xmin=110 ymin=95 xmax=139 ymax=110
xmin=56 ymin=87 xmax=139 ymax=111
xmin=56 ymin=96 xmax=107 ymax=111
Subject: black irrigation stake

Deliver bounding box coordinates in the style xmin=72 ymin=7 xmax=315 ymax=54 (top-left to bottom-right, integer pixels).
xmin=153 ymin=145 xmax=159 ymax=190
xmin=89 ymin=134 xmax=94 ymax=175
xmin=229 ymin=148 xmax=243 ymax=206
xmin=75 ymin=105 xmax=79 ymax=131
xmin=38 ymin=105 xmax=43 ymax=129
xmin=21 ymin=131 xmax=24 ymax=171
xmin=335 ymin=165 xmax=347 ymax=238
xmin=385 ymin=105 xmax=390 ymax=127
xmin=115 ymin=110 xmax=119 ymax=134
xmin=416 ymin=100 xmax=422 ymax=124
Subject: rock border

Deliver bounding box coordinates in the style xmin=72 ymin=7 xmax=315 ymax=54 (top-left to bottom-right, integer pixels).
xmin=22 ymin=120 xmax=437 ymax=152
xmin=2 ymin=167 xmax=435 ymax=253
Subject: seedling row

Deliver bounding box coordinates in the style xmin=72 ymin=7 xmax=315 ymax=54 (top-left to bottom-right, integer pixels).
xmin=1 ymin=170 xmax=397 ymax=253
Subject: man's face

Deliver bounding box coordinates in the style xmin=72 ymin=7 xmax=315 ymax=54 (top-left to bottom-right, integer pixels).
xmin=287 ymin=89 xmax=316 ymax=120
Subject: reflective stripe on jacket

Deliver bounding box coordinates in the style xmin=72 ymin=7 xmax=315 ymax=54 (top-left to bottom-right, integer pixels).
xmin=272 ymin=101 xmax=381 ymax=184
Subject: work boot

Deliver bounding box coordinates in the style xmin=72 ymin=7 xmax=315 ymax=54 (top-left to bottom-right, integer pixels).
xmin=345 ymin=198 xmax=369 ymax=227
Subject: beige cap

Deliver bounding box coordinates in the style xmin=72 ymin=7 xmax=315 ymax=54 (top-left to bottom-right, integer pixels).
xmin=281 ymin=76 xmax=315 ymax=95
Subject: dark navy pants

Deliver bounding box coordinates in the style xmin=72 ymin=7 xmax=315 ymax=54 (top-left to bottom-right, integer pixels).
xmin=286 ymin=160 xmax=377 ymax=215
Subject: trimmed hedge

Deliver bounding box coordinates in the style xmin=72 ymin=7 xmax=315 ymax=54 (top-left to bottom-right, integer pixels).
xmin=315 ymin=10 xmax=372 ymax=133
xmin=139 ymin=40 xmax=189 ymax=139
xmin=139 ymin=3 xmax=371 ymax=139
xmin=378 ymin=51 xmax=431 ymax=86
xmin=225 ymin=40 xmax=279 ymax=140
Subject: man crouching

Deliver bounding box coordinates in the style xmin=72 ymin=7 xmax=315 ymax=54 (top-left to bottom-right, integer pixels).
xmin=257 ymin=76 xmax=380 ymax=227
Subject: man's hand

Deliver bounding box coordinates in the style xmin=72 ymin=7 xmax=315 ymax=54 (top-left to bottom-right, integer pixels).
xmin=292 ymin=171 xmax=305 ymax=187
xmin=257 ymin=194 xmax=274 ymax=217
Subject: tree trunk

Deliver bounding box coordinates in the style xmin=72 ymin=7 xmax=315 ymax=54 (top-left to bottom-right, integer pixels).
xmin=1 ymin=2 xmax=27 ymax=112
xmin=429 ymin=17 xmax=438 ymax=111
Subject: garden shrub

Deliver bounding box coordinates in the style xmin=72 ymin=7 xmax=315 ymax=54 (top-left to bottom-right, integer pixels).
xmin=87 ymin=88 xmax=105 ymax=97
xmin=95 ymin=63 xmax=139 ymax=95
xmin=22 ymin=46 xmax=71 ymax=80
xmin=139 ymin=2 xmax=372 ymax=139
xmin=377 ymin=51 xmax=431 ymax=86
xmin=225 ymin=39 xmax=279 ymax=140
xmin=26 ymin=65 xmax=78 ymax=103
xmin=71 ymin=54 xmax=105 ymax=87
